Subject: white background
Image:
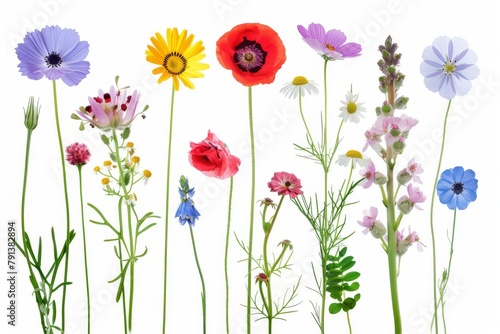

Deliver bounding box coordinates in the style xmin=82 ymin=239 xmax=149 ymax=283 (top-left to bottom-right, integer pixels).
xmin=1 ymin=0 xmax=499 ymax=333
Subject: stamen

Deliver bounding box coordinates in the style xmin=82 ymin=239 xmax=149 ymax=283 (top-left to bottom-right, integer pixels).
xmin=325 ymin=43 xmax=336 ymax=51
xmin=44 ymin=51 xmax=62 ymax=68
xmin=163 ymin=52 xmax=187 ymax=75
xmin=451 ymin=182 xmax=464 ymax=194
xmin=233 ymin=37 xmax=267 ymax=73
xmin=103 ymin=93 xmax=111 ymax=103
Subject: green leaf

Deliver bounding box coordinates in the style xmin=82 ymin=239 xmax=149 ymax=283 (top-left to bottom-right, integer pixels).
xmin=121 ymin=127 xmax=130 ymax=140
xmin=354 ymin=293 xmax=361 ymax=301
xmin=343 ymin=271 xmax=361 ymax=282
xmin=123 ymin=172 xmax=131 ymax=186
xmin=342 ymin=297 xmax=357 ymax=311
xmin=340 ymin=259 xmax=356 ymax=271
xmin=329 ymin=303 xmax=342 ymax=314
xmin=344 ymin=282 xmax=360 ymax=292
xmin=101 ymin=134 xmax=110 ymax=145
xmin=339 ymin=256 xmax=354 ymax=268
xmin=110 ymin=152 xmax=117 ymax=162
xmin=339 ymin=246 xmax=348 ymax=257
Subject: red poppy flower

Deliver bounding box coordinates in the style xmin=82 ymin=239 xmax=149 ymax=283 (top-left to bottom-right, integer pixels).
xmin=267 ymin=171 xmax=303 ymax=199
xmin=188 ymin=130 xmax=241 ymax=179
xmin=216 ymin=23 xmax=286 ymax=86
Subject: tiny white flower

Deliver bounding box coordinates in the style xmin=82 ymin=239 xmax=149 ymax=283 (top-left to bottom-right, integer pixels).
xmin=339 ymin=91 xmax=366 ymax=123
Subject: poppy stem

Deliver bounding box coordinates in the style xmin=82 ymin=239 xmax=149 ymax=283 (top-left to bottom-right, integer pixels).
xmin=225 ymin=177 xmax=234 ymax=334
xmin=429 ymin=99 xmax=452 ymax=334
xmin=246 ymin=86 xmax=256 ymax=334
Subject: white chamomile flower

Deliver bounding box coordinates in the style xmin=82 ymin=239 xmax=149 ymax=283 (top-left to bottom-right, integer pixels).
xmin=336 ymin=149 xmax=371 ymax=168
xmin=339 ymin=91 xmax=366 ymax=123
xmin=280 ymin=76 xmax=319 ymax=99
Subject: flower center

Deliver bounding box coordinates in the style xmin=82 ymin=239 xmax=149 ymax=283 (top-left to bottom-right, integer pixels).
xmin=451 ymin=182 xmax=464 ymax=194
xmin=325 ymin=43 xmax=336 ymax=51
xmin=284 ymin=181 xmax=292 ymax=187
xmin=233 ymin=37 xmax=267 ymax=73
xmin=292 ymin=76 xmax=309 ymax=86
xmin=346 ymin=150 xmax=362 ymax=159
xmin=44 ymin=51 xmax=62 ymax=68
xmin=163 ymin=52 xmax=187 ymax=75
xmin=443 ymin=60 xmax=455 ymax=74
xmin=347 ymin=101 xmax=357 ymax=114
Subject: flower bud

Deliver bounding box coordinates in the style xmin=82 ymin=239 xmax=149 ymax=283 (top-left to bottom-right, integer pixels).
xmin=397 ymin=198 xmax=413 ymax=215
xmin=255 ymin=273 xmax=269 ymax=284
xmin=397 ymin=170 xmax=411 ymax=185
xmin=392 ymin=140 xmax=405 ymax=154
xmin=370 ymin=220 xmax=386 ymax=239
xmin=396 ymin=239 xmax=411 ymax=256
xmin=24 ymin=97 xmax=41 ymax=130
xmin=381 ymin=103 xmax=392 ymax=115
xmin=374 ymin=172 xmax=388 ymax=185
xmin=394 ymin=96 xmax=409 ymax=109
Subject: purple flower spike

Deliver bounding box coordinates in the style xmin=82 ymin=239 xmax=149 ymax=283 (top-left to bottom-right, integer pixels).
xmin=15 ymin=25 xmax=90 ymax=86
xmin=420 ymin=36 xmax=479 ymax=100
xmin=297 ymin=23 xmax=361 ymax=61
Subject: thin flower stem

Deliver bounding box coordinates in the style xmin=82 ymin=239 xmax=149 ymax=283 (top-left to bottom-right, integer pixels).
xmin=225 ymin=177 xmax=234 ymax=334
xmin=262 ymin=195 xmax=285 ymax=334
xmin=20 ymin=129 xmax=46 ymax=331
xmin=189 ymin=226 xmax=207 ymax=334
xmin=320 ymin=58 xmax=329 ymax=334
xmin=52 ymin=80 xmax=71 ymax=332
xmin=77 ymin=165 xmax=91 ymax=334
xmin=386 ymin=82 xmax=402 ymax=334
xmin=429 ymin=99 xmax=452 ymax=334
xmin=298 ymin=92 xmax=313 ymax=142
xmin=162 ymin=84 xmax=176 ymax=334
xmin=246 ymin=86 xmax=256 ymax=334
xmin=117 ymin=197 xmax=128 ymax=334
xmin=440 ymin=209 xmax=458 ymax=334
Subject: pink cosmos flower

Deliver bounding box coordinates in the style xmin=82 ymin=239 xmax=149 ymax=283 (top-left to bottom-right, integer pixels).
xmin=66 ymin=142 xmax=91 ymax=166
xmin=268 ymin=172 xmax=303 ymax=199
xmin=359 ymin=160 xmax=376 ymax=189
xmin=76 ymin=86 xmax=142 ymax=130
xmin=188 ymin=130 xmax=241 ymax=179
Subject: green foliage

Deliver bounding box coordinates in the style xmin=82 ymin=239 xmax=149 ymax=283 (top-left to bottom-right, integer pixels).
xmin=326 ymin=246 xmax=361 ymax=314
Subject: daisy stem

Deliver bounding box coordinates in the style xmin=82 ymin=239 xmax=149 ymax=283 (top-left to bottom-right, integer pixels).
xmin=20 ymin=128 xmax=46 ymax=331
xmin=246 ymin=86 xmax=256 ymax=334
xmin=162 ymin=84 xmax=176 ymax=334
xmin=298 ymin=91 xmax=313 ymax=142
xmin=429 ymin=99 xmax=452 ymax=334
xmin=440 ymin=209 xmax=457 ymax=334
xmin=225 ymin=177 xmax=234 ymax=334
xmin=386 ymin=82 xmax=402 ymax=334
xmin=189 ymin=226 xmax=206 ymax=334
xmin=77 ymin=165 xmax=91 ymax=334
xmin=52 ymin=80 xmax=71 ymax=332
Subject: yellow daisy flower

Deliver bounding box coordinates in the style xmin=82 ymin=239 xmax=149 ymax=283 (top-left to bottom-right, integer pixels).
xmin=146 ymin=28 xmax=209 ymax=90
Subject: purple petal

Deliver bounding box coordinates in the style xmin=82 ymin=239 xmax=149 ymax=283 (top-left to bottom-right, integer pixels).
xmin=325 ymin=29 xmax=346 ymax=48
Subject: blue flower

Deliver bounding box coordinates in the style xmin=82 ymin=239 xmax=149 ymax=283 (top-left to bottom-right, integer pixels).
xmin=436 ymin=166 xmax=478 ymax=210
xmin=15 ymin=25 xmax=90 ymax=86
xmin=420 ymin=36 xmax=479 ymax=100
xmin=175 ymin=176 xmax=200 ymax=226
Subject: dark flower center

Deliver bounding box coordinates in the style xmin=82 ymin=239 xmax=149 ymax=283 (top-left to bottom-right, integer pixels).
xmin=452 ymin=182 xmax=464 ymax=194
xmin=44 ymin=51 xmax=62 ymax=68
xmin=233 ymin=37 xmax=267 ymax=73
xmin=163 ymin=52 xmax=187 ymax=75
xmin=285 ymin=181 xmax=291 ymax=187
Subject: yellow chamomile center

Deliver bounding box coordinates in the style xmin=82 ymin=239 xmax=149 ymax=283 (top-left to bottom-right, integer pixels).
xmin=163 ymin=52 xmax=187 ymax=75
xmin=346 ymin=150 xmax=362 ymax=159
xmin=292 ymin=76 xmax=309 ymax=86
xmin=443 ymin=60 xmax=455 ymax=74
xmin=347 ymin=101 xmax=357 ymax=114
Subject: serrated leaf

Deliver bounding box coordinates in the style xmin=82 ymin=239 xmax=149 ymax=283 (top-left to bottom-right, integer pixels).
xmin=343 ymin=271 xmax=360 ymax=282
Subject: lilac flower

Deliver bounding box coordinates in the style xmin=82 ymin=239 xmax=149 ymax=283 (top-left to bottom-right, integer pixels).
xmin=396 ymin=226 xmax=423 ymax=255
xmin=359 ymin=160 xmax=376 ymax=189
xmin=297 ymin=23 xmax=361 ymax=61
xmin=420 ymin=36 xmax=479 ymax=99
xmin=15 ymin=25 xmax=90 ymax=86
xmin=358 ymin=207 xmax=386 ymax=238
xmin=437 ymin=166 xmax=477 ymax=210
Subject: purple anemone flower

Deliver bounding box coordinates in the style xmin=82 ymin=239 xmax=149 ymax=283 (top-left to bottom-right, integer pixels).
xmin=297 ymin=23 xmax=361 ymax=60
xmin=15 ymin=25 xmax=90 ymax=86
xmin=420 ymin=36 xmax=479 ymax=100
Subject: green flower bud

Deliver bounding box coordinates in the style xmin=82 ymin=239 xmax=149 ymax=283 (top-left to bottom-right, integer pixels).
xmin=24 ymin=97 xmax=41 ymax=130
xmin=397 ymin=170 xmax=411 ymax=185
xmin=374 ymin=172 xmax=388 ymax=185
xmin=397 ymin=198 xmax=413 ymax=215
xmin=370 ymin=220 xmax=386 ymax=239
xmin=381 ymin=103 xmax=392 ymax=115
xmin=394 ymin=96 xmax=409 ymax=109
xmin=396 ymin=239 xmax=411 ymax=256
xmin=393 ymin=140 xmax=405 ymax=154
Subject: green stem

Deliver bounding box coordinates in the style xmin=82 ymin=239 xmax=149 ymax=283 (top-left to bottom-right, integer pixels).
xmin=20 ymin=129 xmax=46 ymax=331
xmin=189 ymin=226 xmax=206 ymax=334
xmin=77 ymin=165 xmax=91 ymax=334
xmin=441 ymin=209 xmax=457 ymax=334
xmin=112 ymin=128 xmax=134 ymax=332
xmin=429 ymin=99 xmax=452 ymax=334
xmin=117 ymin=197 xmax=128 ymax=334
xmin=52 ymin=80 xmax=71 ymax=332
xmin=246 ymin=86 xmax=256 ymax=334
xmin=386 ymin=82 xmax=402 ymax=334
xmin=162 ymin=83 xmax=176 ymax=334
xmin=298 ymin=92 xmax=313 ymax=142
xmin=346 ymin=310 xmax=353 ymax=334
xmin=319 ymin=57 xmax=329 ymax=334
xmin=225 ymin=177 xmax=234 ymax=334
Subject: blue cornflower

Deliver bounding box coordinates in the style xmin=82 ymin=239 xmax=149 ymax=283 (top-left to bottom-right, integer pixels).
xmin=15 ymin=25 xmax=90 ymax=86
xmin=436 ymin=166 xmax=478 ymax=210
xmin=420 ymin=36 xmax=479 ymax=100
xmin=175 ymin=176 xmax=200 ymax=226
